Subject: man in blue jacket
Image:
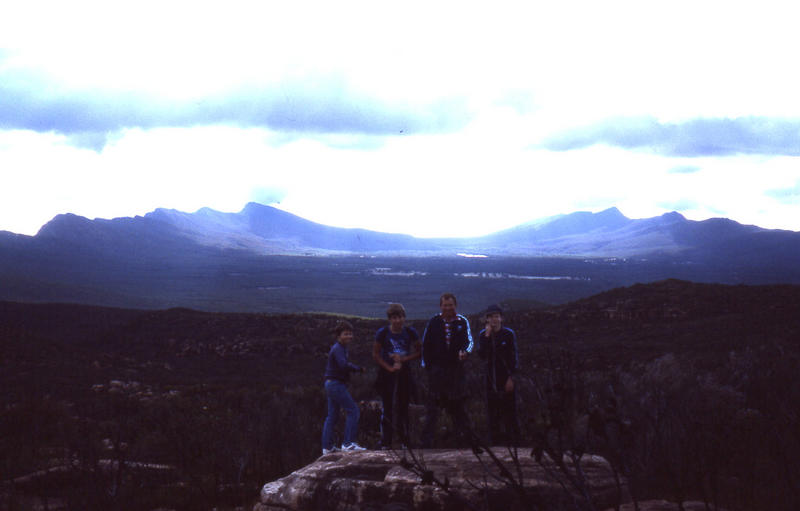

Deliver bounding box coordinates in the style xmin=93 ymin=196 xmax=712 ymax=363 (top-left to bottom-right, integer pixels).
xmin=477 ymin=304 xmax=520 ymax=446
xmin=420 ymin=293 xmax=476 ymax=449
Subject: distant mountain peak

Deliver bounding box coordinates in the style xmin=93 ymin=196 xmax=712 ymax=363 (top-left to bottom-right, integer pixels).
xmin=655 ymin=211 xmax=686 ymax=225
xmin=36 ymin=212 xmax=92 ymax=237
xmin=598 ymin=206 xmax=626 ymax=218
xmin=241 ymin=202 xmax=277 ymax=214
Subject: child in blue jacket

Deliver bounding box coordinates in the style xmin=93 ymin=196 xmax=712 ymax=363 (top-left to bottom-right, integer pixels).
xmin=322 ymin=320 xmax=367 ymax=454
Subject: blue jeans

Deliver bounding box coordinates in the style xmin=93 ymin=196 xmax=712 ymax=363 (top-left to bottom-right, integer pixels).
xmin=322 ymin=379 xmax=360 ymax=449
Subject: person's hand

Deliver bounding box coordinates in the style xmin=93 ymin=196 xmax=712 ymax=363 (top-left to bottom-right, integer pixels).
xmin=484 ymin=322 xmax=493 ymax=336
xmin=505 ymin=376 xmax=514 ymax=393
xmin=458 ymin=350 xmax=467 ymax=361
xmin=393 ymin=361 xmax=402 ymax=371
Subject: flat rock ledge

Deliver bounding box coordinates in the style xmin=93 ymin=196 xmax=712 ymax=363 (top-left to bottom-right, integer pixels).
xmin=254 ymin=448 xmax=628 ymax=511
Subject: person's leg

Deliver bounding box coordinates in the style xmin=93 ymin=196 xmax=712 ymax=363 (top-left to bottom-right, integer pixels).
xmin=379 ymin=376 xmax=395 ymax=447
xmin=502 ymin=389 xmax=520 ymax=445
xmin=421 ymin=399 xmax=440 ymax=448
xmin=322 ymin=380 xmax=342 ymax=451
xmin=422 ymin=369 xmax=443 ymax=448
xmin=397 ymin=372 xmax=411 ymax=444
xmin=446 ymin=398 xmax=472 ymax=445
xmin=486 ymin=392 xmax=500 ymax=445
xmin=339 ymin=384 xmax=360 ymax=446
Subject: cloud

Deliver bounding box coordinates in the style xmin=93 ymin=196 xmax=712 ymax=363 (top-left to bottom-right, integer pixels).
xmin=668 ymin=165 xmax=702 ymax=174
xmin=657 ymin=199 xmax=699 ymax=211
xmin=250 ymin=187 xmax=288 ymax=205
xmin=0 ymin=67 xmax=471 ymax=149
xmin=66 ymin=132 xmax=113 ymax=152
xmin=495 ymin=89 xmax=537 ymax=115
xmin=766 ymin=182 xmax=800 ymax=204
xmin=542 ymin=116 xmax=800 ymax=157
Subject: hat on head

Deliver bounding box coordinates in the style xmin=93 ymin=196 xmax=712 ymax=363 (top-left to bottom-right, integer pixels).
xmin=485 ymin=304 xmax=503 ymax=315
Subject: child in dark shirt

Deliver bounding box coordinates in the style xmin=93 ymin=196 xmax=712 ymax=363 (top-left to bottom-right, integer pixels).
xmin=373 ymin=303 xmax=421 ymax=449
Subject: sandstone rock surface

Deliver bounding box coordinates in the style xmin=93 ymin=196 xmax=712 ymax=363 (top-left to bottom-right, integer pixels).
xmin=255 ymin=448 xmax=627 ymax=511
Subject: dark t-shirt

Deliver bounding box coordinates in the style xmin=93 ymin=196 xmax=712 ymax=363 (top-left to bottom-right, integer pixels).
xmin=375 ymin=326 xmax=419 ymax=366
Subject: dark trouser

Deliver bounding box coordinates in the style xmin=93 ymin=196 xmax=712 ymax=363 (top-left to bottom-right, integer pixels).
xmin=486 ymin=388 xmax=519 ymax=446
xmin=378 ymin=370 xmax=411 ymax=446
xmin=421 ymin=395 xmax=472 ymax=448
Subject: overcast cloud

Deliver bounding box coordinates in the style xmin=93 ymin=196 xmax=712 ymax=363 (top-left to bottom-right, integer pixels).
xmin=0 ymin=68 xmax=471 ymax=146
xmin=1 ymin=1 xmax=799 ymax=237
xmin=542 ymin=117 xmax=800 ymax=157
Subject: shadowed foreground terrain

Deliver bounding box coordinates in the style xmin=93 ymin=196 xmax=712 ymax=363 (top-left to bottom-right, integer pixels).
xmin=1 ymin=279 xmax=799 ymax=510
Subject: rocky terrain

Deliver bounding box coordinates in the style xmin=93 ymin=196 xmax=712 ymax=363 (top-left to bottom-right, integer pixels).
xmin=254 ymin=449 xmax=728 ymax=511
xmin=255 ymin=449 xmax=625 ymax=511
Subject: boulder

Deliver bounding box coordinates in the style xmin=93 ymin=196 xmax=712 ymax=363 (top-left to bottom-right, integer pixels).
xmin=255 ymin=448 xmax=627 ymax=511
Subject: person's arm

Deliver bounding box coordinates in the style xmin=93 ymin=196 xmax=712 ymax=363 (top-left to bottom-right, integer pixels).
xmin=394 ymin=328 xmax=421 ymax=363
xmin=462 ymin=316 xmax=474 ymax=353
xmin=457 ymin=315 xmax=473 ymax=360
xmin=505 ymin=375 xmax=515 ymax=392
xmin=509 ymin=329 xmax=519 ymax=373
xmin=333 ymin=343 xmax=362 ymax=373
xmin=373 ymin=341 xmax=397 ymax=372
xmin=477 ymin=328 xmax=489 ymax=360
xmin=331 ymin=343 xmax=348 ymax=370
xmin=403 ymin=338 xmax=422 ymax=362
xmin=347 ymin=353 xmax=364 ymax=373
xmin=421 ymin=319 xmax=433 ymax=368
xmin=505 ymin=328 xmax=518 ymax=392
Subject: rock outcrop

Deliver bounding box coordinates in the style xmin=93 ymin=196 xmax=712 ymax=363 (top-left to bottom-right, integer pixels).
xmin=254 ymin=448 xmax=627 ymax=511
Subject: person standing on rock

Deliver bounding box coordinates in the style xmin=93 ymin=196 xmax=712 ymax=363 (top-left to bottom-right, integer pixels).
xmin=420 ymin=293 xmax=479 ymax=450
xmin=322 ymin=320 xmax=367 ymax=455
xmin=477 ymin=304 xmax=520 ymax=446
xmin=373 ymin=303 xmax=421 ymax=449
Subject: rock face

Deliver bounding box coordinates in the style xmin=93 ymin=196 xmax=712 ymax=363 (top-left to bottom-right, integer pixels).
xmin=254 ymin=448 xmax=627 ymax=511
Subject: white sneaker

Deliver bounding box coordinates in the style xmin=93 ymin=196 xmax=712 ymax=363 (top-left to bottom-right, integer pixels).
xmin=322 ymin=446 xmax=340 ymax=455
xmin=341 ymin=442 xmax=367 ymax=451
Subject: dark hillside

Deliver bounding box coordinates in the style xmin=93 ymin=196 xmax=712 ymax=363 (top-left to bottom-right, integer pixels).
xmin=2 ymin=280 xmax=799 ymax=510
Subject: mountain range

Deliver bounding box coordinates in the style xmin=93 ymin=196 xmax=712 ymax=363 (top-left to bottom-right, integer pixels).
xmin=6 ymin=202 xmax=798 ymax=258
xmin=1 ymin=203 xmax=799 ymax=315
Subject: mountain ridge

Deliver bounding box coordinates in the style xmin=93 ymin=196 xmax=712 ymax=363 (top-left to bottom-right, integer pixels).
xmin=2 ymin=203 xmax=799 ymax=315
xmin=27 ymin=202 xmax=798 ymax=258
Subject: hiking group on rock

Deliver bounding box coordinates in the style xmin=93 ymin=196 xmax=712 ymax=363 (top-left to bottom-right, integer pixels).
xmin=321 ymin=292 xmax=519 ymax=455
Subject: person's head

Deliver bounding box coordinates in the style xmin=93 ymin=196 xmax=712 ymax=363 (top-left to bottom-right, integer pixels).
xmin=439 ymin=293 xmax=457 ymax=319
xmin=386 ymin=303 xmax=406 ymax=331
xmin=334 ymin=320 xmax=354 ymax=344
xmin=485 ymin=304 xmax=503 ymax=329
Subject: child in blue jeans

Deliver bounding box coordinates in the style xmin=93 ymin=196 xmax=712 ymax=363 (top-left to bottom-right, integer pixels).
xmin=321 ymin=320 xmax=367 ymax=454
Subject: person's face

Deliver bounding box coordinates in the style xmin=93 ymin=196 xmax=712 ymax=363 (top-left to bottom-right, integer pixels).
xmin=337 ymin=330 xmax=354 ymax=345
xmin=486 ymin=312 xmax=502 ymax=330
xmin=389 ymin=314 xmax=405 ymax=331
xmin=440 ymin=298 xmax=457 ymax=319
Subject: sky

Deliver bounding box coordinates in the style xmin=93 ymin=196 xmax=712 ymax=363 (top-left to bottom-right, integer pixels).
xmin=1 ymin=1 xmax=799 ymax=238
